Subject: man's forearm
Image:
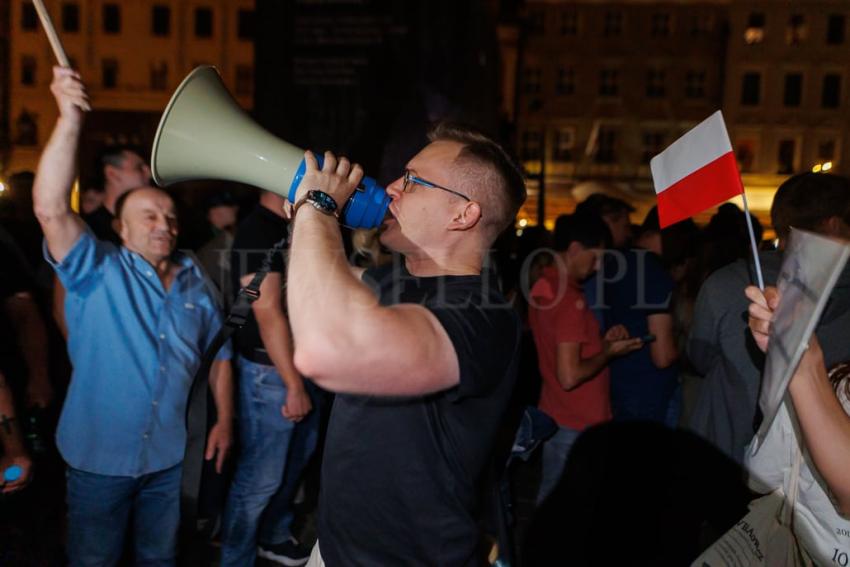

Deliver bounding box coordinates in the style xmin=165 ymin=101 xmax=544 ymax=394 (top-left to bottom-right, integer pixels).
xmin=287 ymin=207 xmax=380 ymax=377
xmin=256 ymin=309 xmax=304 ymax=391
xmin=5 ymin=295 xmax=50 ymax=388
xmin=33 ymin=118 xmax=81 ymax=219
xmin=209 ymin=360 xmax=234 ymax=422
xmin=0 ymin=375 xmax=26 ymax=457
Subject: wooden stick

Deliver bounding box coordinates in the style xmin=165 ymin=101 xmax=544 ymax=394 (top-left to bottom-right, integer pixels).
xmin=32 ymin=0 xmax=71 ymax=67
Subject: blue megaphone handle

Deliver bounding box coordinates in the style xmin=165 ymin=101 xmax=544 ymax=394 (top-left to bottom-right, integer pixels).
xmin=3 ymin=465 xmax=22 ymax=483
xmin=288 ymin=156 xmax=390 ymax=230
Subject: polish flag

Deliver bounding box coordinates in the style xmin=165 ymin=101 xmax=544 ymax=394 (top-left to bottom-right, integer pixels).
xmin=650 ymin=111 xmax=744 ymax=228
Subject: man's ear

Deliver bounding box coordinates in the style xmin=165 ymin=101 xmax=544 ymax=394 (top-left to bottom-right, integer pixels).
xmin=447 ymin=200 xmax=482 ymax=231
xmin=104 ymin=164 xmax=118 ymax=185
xmin=113 ymin=217 xmax=124 ymax=240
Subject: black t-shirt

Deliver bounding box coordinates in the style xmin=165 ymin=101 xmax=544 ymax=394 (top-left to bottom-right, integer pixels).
xmin=81 ymin=205 xmax=120 ymax=244
xmin=230 ymin=204 xmax=289 ymax=355
xmin=318 ymin=263 xmax=521 ymax=567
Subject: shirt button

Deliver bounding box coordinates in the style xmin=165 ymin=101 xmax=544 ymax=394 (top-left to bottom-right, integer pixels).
xmin=146 ymin=271 xmax=153 ymax=277
xmin=152 ymin=400 xmax=159 ymax=407
xmin=159 ymin=334 xmax=166 ymax=340
xmin=160 ymin=366 xmax=165 ymax=372
xmin=143 ymin=433 xmax=149 ymax=439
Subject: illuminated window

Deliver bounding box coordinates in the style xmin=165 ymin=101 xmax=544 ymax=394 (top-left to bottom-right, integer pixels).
xmin=786 ymin=14 xmax=807 ymax=45
xmin=744 ymin=12 xmax=765 ymax=44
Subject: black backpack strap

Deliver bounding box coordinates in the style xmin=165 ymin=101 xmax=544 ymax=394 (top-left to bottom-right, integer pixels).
xmin=181 ymin=233 xmax=289 ymax=535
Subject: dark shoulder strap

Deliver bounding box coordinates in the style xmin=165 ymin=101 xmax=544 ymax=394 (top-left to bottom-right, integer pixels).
xmin=181 ymin=233 xmax=289 ymax=535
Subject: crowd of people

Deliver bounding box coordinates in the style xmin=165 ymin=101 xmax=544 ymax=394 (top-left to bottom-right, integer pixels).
xmin=0 ymin=64 xmax=849 ymax=567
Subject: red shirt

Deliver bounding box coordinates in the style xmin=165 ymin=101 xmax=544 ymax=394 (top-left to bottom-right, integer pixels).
xmin=528 ymin=266 xmax=612 ymax=430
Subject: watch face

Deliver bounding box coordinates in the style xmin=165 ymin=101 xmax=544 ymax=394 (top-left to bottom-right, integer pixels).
xmin=309 ymin=190 xmax=338 ymax=213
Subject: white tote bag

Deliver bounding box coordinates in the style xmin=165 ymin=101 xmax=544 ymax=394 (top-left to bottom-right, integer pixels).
xmin=692 ymin=447 xmax=813 ymax=567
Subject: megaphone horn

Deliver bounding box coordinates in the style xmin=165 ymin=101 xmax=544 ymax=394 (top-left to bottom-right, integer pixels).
xmin=151 ymin=66 xmax=389 ymax=229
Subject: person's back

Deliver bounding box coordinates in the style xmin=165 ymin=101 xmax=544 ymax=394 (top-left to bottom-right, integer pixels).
xmin=687 ymin=252 xmax=783 ymax=462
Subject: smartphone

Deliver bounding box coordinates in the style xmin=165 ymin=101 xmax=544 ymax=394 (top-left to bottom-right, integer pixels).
xmin=641 ymin=333 xmax=656 ymax=344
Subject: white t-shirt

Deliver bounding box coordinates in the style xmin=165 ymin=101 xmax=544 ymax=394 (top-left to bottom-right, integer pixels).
xmin=745 ymin=378 xmax=850 ymax=565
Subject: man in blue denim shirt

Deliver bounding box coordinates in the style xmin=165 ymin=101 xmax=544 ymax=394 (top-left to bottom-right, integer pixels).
xmin=33 ymin=67 xmax=234 ymax=566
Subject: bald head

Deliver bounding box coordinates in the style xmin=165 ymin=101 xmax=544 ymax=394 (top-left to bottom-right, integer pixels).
xmin=115 ymin=187 xmax=179 ymax=264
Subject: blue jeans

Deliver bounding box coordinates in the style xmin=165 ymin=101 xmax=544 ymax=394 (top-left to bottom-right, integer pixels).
xmin=221 ymin=357 xmax=297 ymax=567
xmin=66 ymin=463 xmax=181 ymax=567
xmin=258 ymin=379 xmax=325 ymax=545
xmin=536 ymin=425 xmax=582 ymax=506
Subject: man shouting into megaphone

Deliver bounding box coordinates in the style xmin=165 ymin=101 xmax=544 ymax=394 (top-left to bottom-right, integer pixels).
xmin=285 ymin=126 xmax=526 ymax=566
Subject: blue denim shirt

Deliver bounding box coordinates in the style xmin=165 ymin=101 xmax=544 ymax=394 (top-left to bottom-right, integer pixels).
xmin=46 ymin=230 xmax=231 ymax=477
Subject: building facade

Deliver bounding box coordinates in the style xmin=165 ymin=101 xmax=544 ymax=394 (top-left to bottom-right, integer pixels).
xmin=7 ymin=0 xmax=254 ymax=177
xmin=509 ymin=0 xmax=730 ymax=227
xmin=725 ymin=1 xmax=850 ymax=202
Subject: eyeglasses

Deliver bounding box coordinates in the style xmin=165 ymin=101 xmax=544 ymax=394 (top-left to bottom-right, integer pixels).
xmin=402 ymin=170 xmax=471 ymax=202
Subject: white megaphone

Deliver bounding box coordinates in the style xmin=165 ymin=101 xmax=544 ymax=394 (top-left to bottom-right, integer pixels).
xmin=150 ymin=66 xmax=389 ymax=229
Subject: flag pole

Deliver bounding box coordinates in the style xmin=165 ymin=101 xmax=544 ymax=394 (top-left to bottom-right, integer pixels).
xmin=740 ymin=189 xmax=765 ymax=290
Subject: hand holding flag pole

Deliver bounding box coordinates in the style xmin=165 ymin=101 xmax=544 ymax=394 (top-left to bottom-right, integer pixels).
xmin=32 ymin=0 xmax=71 ymax=68
xmin=650 ymin=110 xmax=765 ymax=290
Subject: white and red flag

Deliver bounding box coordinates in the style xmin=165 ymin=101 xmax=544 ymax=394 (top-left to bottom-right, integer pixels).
xmin=650 ymin=111 xmax=743 ymax=228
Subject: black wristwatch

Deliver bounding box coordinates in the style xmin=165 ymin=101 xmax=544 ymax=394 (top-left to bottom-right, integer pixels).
xmin=294 ymin=190 xmax=339 ymax=219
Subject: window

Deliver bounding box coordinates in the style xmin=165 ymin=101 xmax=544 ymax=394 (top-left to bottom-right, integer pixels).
xmin=103 ymin=4 xmax=120 ymax=34
xmin=62 ymin=2 xmax=80 ymax=32
xmin=599 ymin=69 xmax=619 ymax=97
xmin=651 ymin=13 xmax=670 ymax=37
xmin=783 ymin=74 xmax=803 ymax=107
xmin=777 ymin=140 xmax=796 ymax=174
xmin=819 ymin=140 xmax=836 ymax=161
xmin=523 ymin=67 xmax=541 ymax=95
xmin=235 ymin=65 xmax=253 ymax=96
xmin=822 ymin=74 xmax=842 ymax=108
xmin=15 ymin=111 xmax=38 ymax=146
xmin=195 ymin=7 xmax=213 ymax=38
xmin=102 ymin=59 xmax=118 ymax=89
xmin=595 ymin=128 xmax=617 ymax=164
xmin=603 ymin=12 xmax=622 ymax=36
xmin=745 ymin=12 xmax=765 ymax=44
xmin=21 ymin=56 xmax=37 ymax=86
xmin=556 ymin=67 xmax=575 ymax=96
xmin=736 ymin=140 xmax=757 ymax=172
xmin=560 ymin=11 xmax=578 ymax=35
xmin=642 ymin=131 xmax=665 ymax=164
xmin=553 ymin=128 xmax=575 ymax=162
xmin=521 ymin=130 xmax=542 ymax=161
xmin=528 ymin=10 xmax=545 ymax=35
xmin=646 ymin=69 xmax=666 ymax=98
xmin=689 ymin=14 xmax=714 ymax=36
xmin=685 ymin=70 xmax=706 ymax=98
xmin=21 ymin=3 xmax=38 ymax=30
xmin=827 ymin=14 xmax=845 ymax=45
xmin=741 ymin=72 xmax=761 ymax=106
xmin=150 ymin=62 xmax=168 ymax=91
xmin=786 ymin=14 xmax=807 ymax=45
xmin=152 ymin=5 xmax=171 ymax=36
xmin=238 ymin=9 xmax=254 ymax=40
